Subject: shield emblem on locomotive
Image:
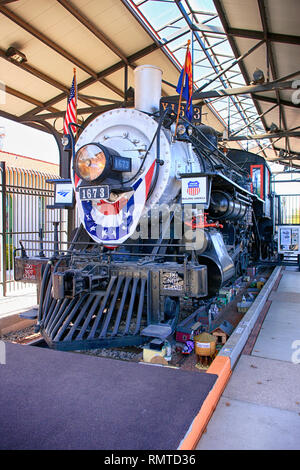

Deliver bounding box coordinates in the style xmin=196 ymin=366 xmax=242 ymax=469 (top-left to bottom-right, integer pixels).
xmin=187 ymin=180 xmax=200 ymax=196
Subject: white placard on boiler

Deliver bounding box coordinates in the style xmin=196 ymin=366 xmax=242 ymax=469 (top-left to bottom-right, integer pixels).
xmin=181 ymin=176 xmax=208 ymax=204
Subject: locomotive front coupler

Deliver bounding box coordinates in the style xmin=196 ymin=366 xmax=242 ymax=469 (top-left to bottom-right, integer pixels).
xmin=52 ymin=266 xmax=109 ymax=300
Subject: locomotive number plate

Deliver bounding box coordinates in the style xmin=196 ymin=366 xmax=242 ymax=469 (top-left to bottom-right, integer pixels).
xmin=79 ymin=185 xmax=110 ymax=200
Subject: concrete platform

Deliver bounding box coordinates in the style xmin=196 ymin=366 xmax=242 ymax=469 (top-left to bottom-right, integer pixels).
xmin=0 ymin=290 xmax=38 ymax=335
xmin=252 ymin=327 xmax=300 ymax=362
xmin=197 ymin=268 xmax=300 ymax=450
xmin=252 ymin=270 xmax=300 ymax=362
xmin=216 ymin=355 xmax=300 ymax=413
xmin=275 ymin=271 xmax=300 ymax=293
xmin=197 ymin=397 xmax=300 ymax=450
xmin=0 ymin=290 xmax=37 ymax=318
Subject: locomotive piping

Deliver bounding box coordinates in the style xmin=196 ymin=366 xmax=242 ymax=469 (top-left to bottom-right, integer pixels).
xmin=181 ymin=115 xmax=248 ymax=176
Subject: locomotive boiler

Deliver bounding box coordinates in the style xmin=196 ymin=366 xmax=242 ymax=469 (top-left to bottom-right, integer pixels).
xmin=15 ymin=65 xmax=274 ymax=351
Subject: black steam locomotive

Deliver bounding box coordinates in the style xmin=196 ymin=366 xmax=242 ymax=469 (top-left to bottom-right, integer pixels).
xmin=15 ymin=65 xmax=274 ymax=351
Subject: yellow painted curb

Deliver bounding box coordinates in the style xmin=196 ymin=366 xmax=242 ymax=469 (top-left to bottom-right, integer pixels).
xmin=179 ymin=356 xmax=231 ymax=450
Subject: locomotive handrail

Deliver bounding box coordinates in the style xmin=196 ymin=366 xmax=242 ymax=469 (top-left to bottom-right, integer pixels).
xmin=19 ymin=239 xmax=190 ymax=247
xmin=17 ymin=244 xmax=189 ymax=259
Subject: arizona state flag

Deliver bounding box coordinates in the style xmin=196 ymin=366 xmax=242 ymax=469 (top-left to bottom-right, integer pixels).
xmin=176 ymin=48 xmax=193 ymax=121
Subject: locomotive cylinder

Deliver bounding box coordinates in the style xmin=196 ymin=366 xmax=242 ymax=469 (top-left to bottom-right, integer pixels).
xmin=209 ymin=191 xmax=247 ymax=221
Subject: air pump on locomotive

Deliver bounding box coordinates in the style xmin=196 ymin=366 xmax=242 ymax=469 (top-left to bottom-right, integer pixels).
xmin=15 ymin=65 xmax=274 ymax=351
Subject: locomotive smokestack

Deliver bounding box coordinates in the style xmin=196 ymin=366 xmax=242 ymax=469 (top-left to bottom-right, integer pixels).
xmin=134 ymin=65 xmax=162 ymax=114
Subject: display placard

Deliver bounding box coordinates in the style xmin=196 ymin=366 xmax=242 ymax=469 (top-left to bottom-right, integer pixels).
xmin=181 ymin=176 xmax=209 ymax=205
xmin=278 ymin=225 xmax=300 ymax=254
xmin=54 ymin=181 xmax=74 ymax=206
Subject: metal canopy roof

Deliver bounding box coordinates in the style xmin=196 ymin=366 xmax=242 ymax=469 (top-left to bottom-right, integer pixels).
xmin=131 ymin=0 xmax=300 ymax=167
xmin=0 ymin=0 xmax=231 ymax=137
xmin=0 ymin=0 xmax=299 ymax=167
xmin=214 ymin=0 xmax=300 ymax=166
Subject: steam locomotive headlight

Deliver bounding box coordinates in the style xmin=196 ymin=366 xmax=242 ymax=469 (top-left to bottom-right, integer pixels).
xmin=75 ymin=144 xmax=107 ymax=182
xmin=75 ymin=143 xmax=132 ymax=189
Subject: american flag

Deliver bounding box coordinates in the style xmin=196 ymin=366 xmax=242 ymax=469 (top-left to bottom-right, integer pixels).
xmin=63 ymin=69 xmax=77 ymax=134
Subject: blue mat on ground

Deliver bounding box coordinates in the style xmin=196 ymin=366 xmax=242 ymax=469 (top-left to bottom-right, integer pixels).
xmin=0 ymin=342 xmax=217 ymax=450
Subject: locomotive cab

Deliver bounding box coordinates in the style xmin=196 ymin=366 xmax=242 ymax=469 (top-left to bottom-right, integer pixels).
xmin=227 ymin=149 xmax=274 ymax=258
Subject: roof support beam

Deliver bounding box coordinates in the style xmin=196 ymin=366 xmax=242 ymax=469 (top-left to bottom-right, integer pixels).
xmin=0 ymin=109 xmax=51 ymax=134
xmin=197 ymin=39 xmax=265 ymax=92
xmin=56 ymin=0 xmax=129 ymax=64
xmin=19 ymin=42 xmax=159 ymax=120
xmin=251 ymin=94 xmax=300 ymax=109
xmin=227 ymin=28 xmax=300 ymax=46
xmin=183 ymin=0 xmax=257 ymax=132
xmin=4 ymin=85 xmax=59 ymax=113
xmin=192 ymin=80 xmax=296 ymax=100
xmin=273 ymin=148 xmax=300 ymax=159
xmin=213 ymin=0 xmax=272 ymax=159
xmin=0 ymin=48 xmax=96 ymax=108
xmin=229 ymin=102 xmax=278 ymax=137
xmin=0 ymin=5 xmax=96 ymax=76
xmin=257 ymin=0 xmax=290 ymax=152
xmin=32 ymin=103 xmax=123 ymax=120
xmin=214 ymin=0 xmax=300 ymax=162
xmin=175 ymin=0 xmax=251 ymax=135
xmin=0 ymin=4 xmax=123 ymax=97
xmin=222 ymin=130 xmax=300 ymax=141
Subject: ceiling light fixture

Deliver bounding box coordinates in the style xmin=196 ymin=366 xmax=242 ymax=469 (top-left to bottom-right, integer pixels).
xmin=5 ymin=46 xmax=27 ymax=64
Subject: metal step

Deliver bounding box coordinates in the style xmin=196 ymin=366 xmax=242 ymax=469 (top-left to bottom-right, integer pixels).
xmin=141 ymin=324 xmax=173 ymax=339
xmin=19 ymin=308 xmax=38 ymax=320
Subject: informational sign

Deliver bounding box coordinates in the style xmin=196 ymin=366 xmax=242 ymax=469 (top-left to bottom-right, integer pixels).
xmin=161 ymin=271 xmax=184 ymax=291
xmin=281 ymin=228 xmax=291 ymax=248
xmin=278 ymin=225 xmax=300 ymax=254
xmin=23 ymin=263 xmax=37 ymax=281
xmin=54 ymin=181 xmax=74 ymax=206
xmin=181 ymin=176 xmax=208 ymax=204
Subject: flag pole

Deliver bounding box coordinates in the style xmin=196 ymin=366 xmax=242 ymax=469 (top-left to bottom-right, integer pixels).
xmin=174 ymin=40 xmax=190 ymax=137
xmin=73 ymin=67 xmax=77 ymax=136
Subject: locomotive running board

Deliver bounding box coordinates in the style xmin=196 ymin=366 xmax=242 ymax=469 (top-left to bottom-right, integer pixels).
xmin=39 ymin=272 xmax=151 ymax=351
